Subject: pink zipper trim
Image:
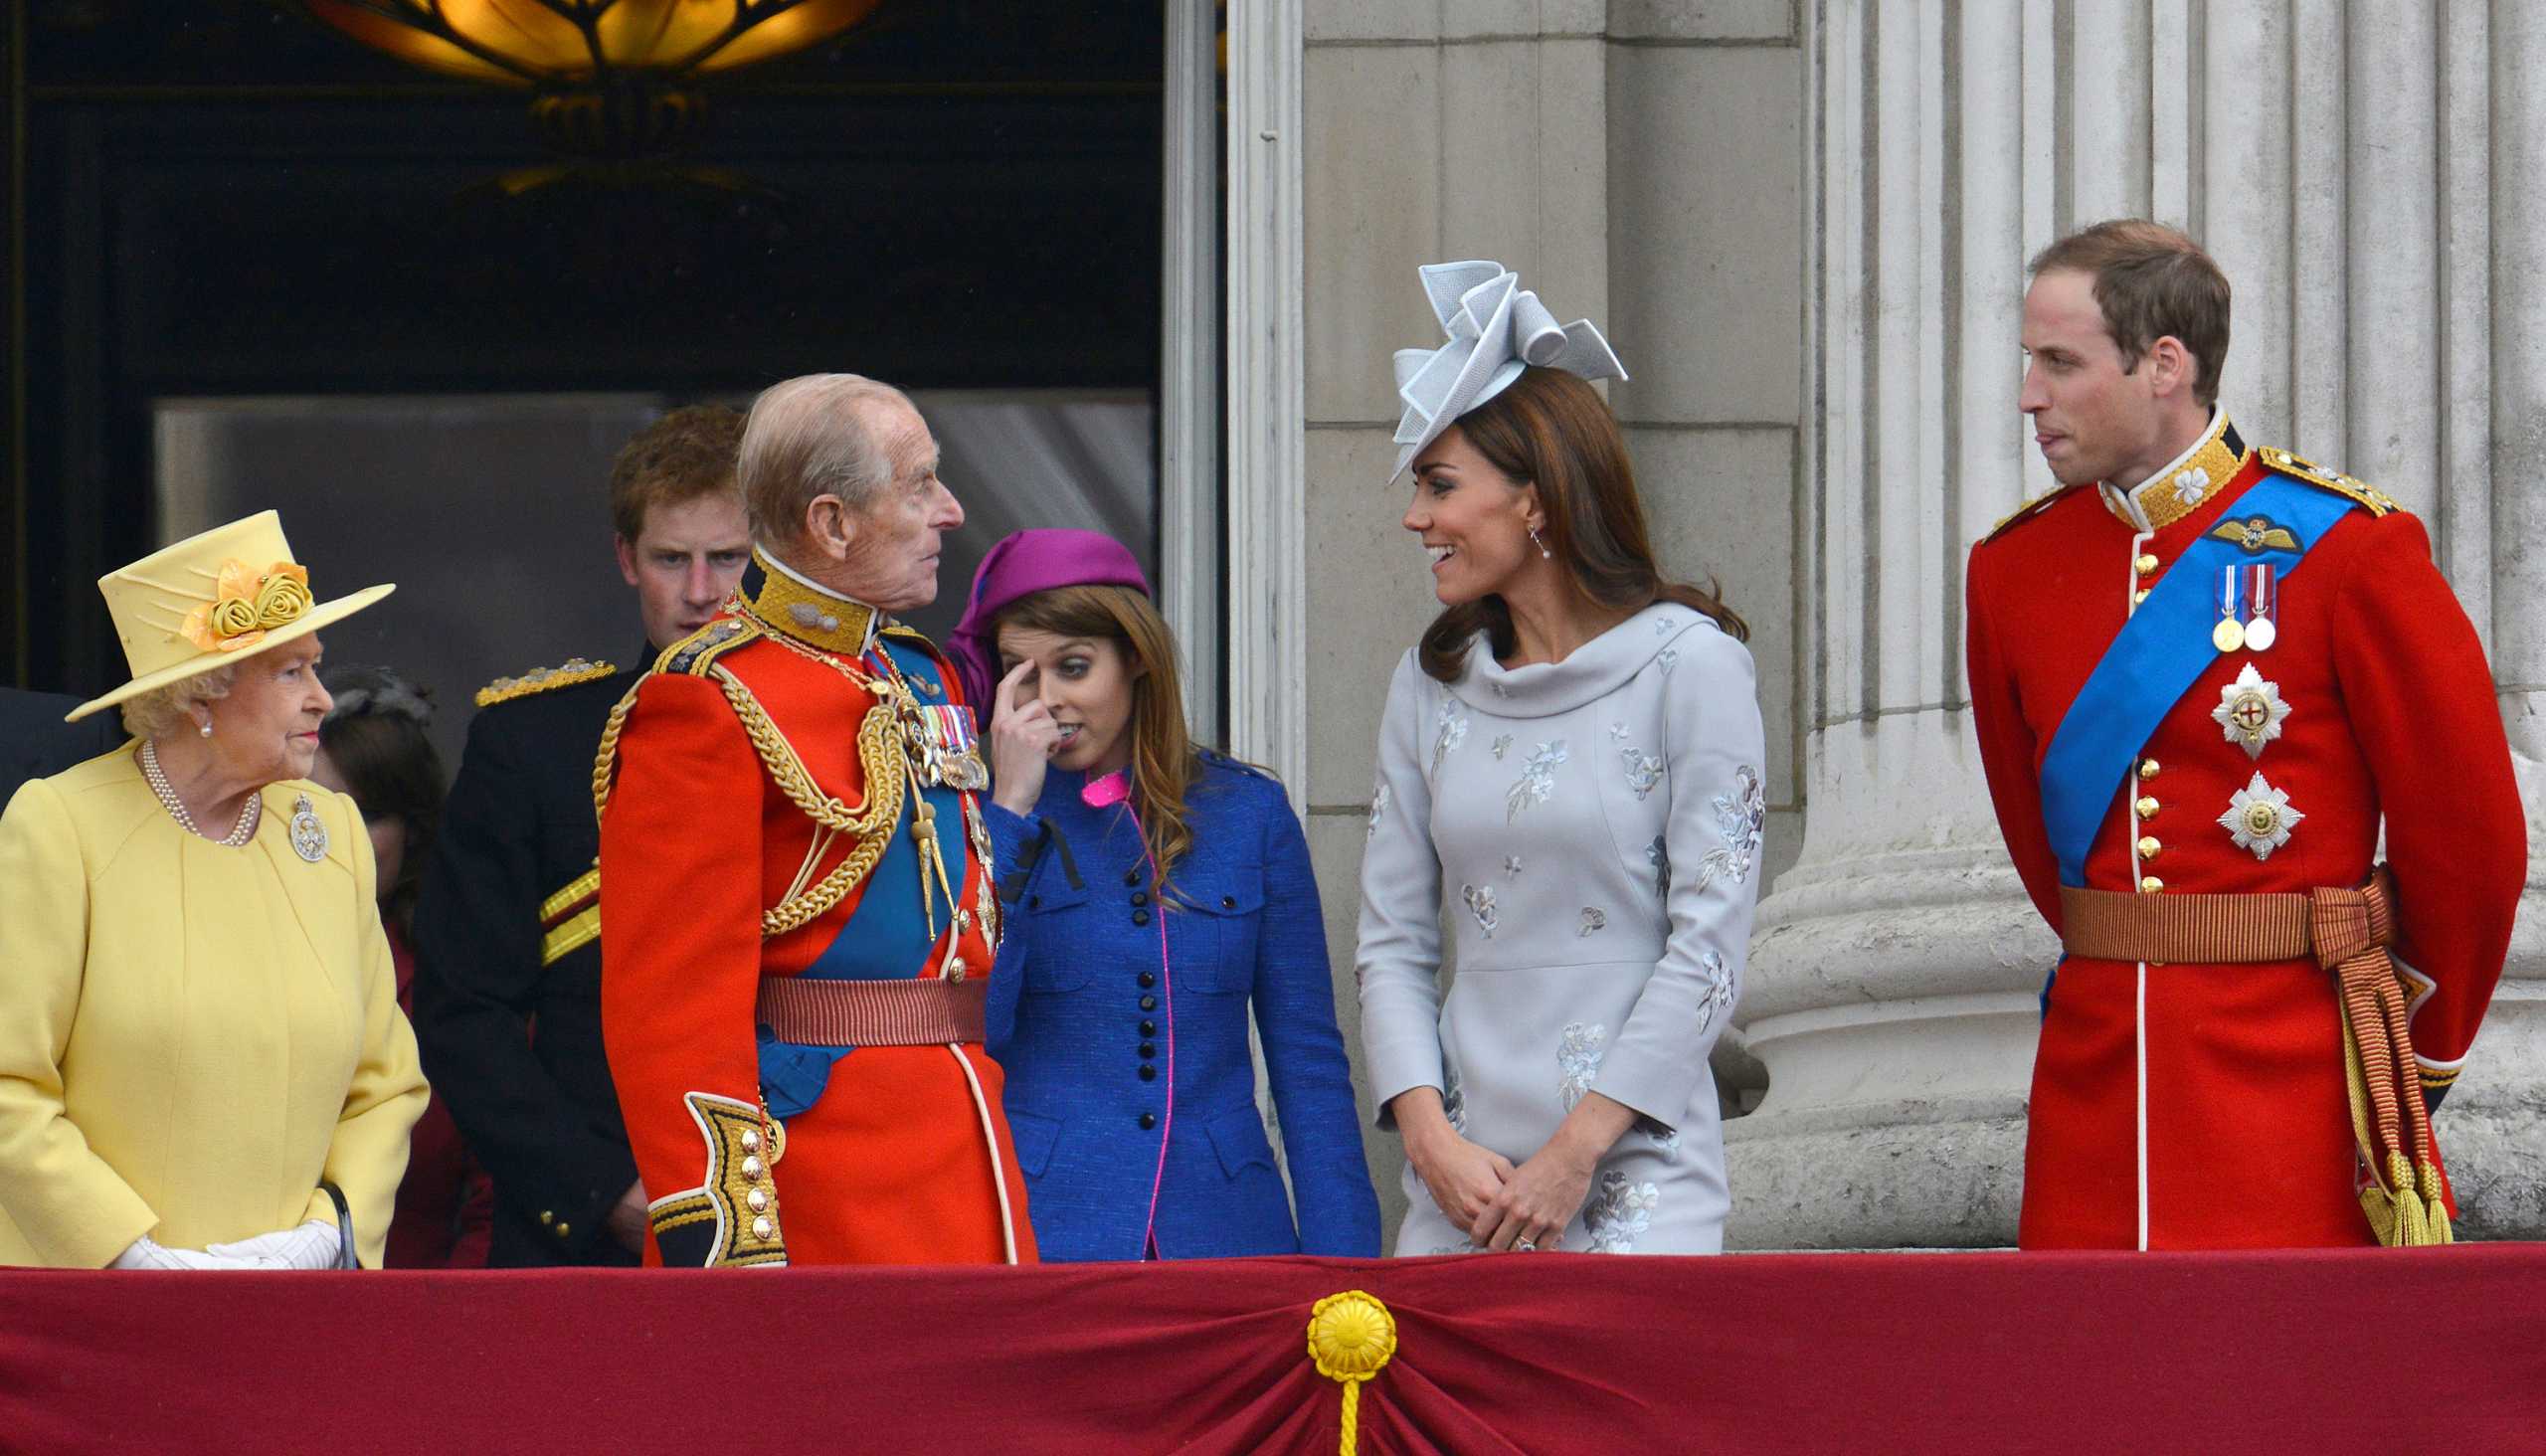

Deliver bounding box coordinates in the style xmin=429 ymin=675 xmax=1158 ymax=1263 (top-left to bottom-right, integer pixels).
xmin=1123 ymin=798 xmax=1175 ymax=1257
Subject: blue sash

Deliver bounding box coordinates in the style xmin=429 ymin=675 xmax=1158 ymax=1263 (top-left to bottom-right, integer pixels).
xmin=2037 ymin=470 xmax=2357 ymax=886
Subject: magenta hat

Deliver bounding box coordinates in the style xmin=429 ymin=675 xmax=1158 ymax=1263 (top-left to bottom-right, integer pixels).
xmin=947 ymin=528 xmax=1152 ymax=711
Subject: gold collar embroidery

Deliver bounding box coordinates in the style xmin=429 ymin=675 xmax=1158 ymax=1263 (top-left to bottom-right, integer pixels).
xmin=2097 ymin=411 xmax=2251 ymax=534
xmin=743 ymin=548 xmax=883 ymax=657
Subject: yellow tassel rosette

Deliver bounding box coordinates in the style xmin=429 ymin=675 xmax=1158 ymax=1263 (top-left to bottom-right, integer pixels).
xmin=1307 ymin=1290 xmax=1396 ymax=1456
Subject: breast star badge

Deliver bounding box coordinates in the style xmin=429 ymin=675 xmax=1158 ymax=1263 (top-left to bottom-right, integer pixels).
xmin=2219 ymin=772 xmax=2304 ymax=859
xmin=2211 ymin=662 xmax=2292 ymax=760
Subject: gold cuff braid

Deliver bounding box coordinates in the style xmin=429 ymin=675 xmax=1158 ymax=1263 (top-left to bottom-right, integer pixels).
xmin=646 ymin=1092 xmax=789 ymax=1268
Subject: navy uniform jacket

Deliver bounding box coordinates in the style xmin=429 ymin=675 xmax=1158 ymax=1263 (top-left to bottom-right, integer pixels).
xmin=1 ymin=689 xmax=125 ymax=805
xmin=984 ymin=755 xmax=1381 ymax=1261
xmin=411 ymin=656 xmax=643 ymax=1266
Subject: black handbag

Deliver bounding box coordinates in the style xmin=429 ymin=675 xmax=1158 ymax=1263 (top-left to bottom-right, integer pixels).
xmin=319 ymin=1181 xmax=360 ymax=1270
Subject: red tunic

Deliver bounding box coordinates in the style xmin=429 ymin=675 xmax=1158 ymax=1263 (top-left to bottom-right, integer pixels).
xmin=1965 ymin=418 xmax=2524 ymax=1249
xmin=599 ymin=572 xmax=1034 ymax=1268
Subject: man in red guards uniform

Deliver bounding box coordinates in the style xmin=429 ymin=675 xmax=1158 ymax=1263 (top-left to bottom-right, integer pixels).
xmin=597 ymin=373 xmax=1033 ymax=1266
xmin=1966 ymin=220 xmax=2525 ymax=1249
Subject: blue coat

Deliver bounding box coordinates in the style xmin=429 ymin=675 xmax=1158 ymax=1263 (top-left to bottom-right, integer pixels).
xmin=985 ymin=755 xmax=1380 ymax=1260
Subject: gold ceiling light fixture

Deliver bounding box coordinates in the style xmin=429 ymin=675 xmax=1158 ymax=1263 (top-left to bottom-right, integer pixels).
xmin=290 ymin=1 xmax=887 ymax=157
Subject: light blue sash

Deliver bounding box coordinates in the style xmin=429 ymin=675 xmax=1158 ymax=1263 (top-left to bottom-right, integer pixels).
xmin=2037 ymin=470 xmax=2358 ymax=886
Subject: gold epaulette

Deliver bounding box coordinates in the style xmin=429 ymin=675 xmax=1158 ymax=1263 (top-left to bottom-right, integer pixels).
xmin=879 ymin=623 xmax=934 ymax=648
xmin=475 ymin=657 xmax=616 ymax=708
xmin=2255 ymin=447 xmax=2398 ymax=516
xmin=652 ymin=616 xmax=762 ymax=676
xmin=1978 ymin=484 xmax=2083 ymax=545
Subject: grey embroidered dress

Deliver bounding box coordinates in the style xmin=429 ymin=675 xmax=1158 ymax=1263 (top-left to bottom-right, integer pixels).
xmin=1356 ymin=604 xmax=1765 ymax=1255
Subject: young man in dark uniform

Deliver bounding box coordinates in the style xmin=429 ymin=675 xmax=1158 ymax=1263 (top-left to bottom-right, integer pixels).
xmin=411 ymin=406 xmax=752 ymax=1265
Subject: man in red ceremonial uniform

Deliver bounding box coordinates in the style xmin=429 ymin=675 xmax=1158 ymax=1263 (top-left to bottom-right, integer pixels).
xmin=598 ymin=373 xmax=1035 ymax=1266
xmin=1966 ymin=221 xmax=2525 ymax=1249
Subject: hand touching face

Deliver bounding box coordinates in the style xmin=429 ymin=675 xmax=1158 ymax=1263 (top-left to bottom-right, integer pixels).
xmin=996 ymin=626 xmax=1141 ymax=780
xmin=987 ymin=658 xmax=1060 ymax=817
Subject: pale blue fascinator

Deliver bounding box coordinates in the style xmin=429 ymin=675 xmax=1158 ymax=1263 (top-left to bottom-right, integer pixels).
xmin=1388 ymin=259 xmax=1628 ymax=480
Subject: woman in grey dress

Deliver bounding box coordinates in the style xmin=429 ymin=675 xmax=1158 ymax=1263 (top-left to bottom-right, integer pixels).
xmin=1357 ymin=261 xmax=1764 ymax=1256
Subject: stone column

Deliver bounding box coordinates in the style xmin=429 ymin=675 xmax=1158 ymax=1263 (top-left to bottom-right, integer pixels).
xmin=1728 ymin=0 xmax=2546 ymax=1247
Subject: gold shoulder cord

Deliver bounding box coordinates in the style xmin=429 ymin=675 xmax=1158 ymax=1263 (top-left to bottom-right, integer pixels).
xmin=718 ymin=667 xmax=907 ymax=939
xmin=590 ymin=661 xmax=910 ymax=941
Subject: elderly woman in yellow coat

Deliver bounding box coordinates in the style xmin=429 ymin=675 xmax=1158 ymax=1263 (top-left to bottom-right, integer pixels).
xmin=0 ymin=510 xmax=427 ymax=1269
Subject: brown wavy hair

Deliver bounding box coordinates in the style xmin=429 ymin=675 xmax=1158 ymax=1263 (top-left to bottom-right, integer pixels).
xmin=1417 ymin=366 xmax=1746 ymax=682
xmin=992 ymin=584 xmax=1200 ymax=891
xmin=609 ymin=403 xmax=747 ymax=543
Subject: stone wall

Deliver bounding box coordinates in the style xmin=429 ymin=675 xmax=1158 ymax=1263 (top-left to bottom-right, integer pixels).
xmin=1297 ymin=0 xmax=1807 ymax=1239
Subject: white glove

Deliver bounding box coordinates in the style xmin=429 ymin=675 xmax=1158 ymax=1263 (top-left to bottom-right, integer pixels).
xmin=109 ymin=1234 xmax=278 ymax=1271
xmin=205 ymin=1219 xmax=344 ymax=1270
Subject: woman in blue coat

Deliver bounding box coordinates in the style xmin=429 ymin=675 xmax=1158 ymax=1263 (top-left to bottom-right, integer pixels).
xmin=951 ymin=530 xmax=1379 ymax=1260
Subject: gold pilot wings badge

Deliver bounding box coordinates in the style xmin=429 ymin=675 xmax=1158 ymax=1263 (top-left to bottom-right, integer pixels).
xmin=2209 ymin=515 xmax=2301 ymax=555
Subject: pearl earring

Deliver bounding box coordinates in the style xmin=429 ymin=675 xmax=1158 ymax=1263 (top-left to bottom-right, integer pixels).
xmin=198 ymin=719 xmax=213 ymax=739
xmin=1527 ymin=524 xmax=1552 ymax=560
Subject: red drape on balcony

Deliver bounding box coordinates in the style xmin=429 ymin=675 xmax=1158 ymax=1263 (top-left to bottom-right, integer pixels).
xmin=3 ymin=1248 xmax=2541 ymax=1454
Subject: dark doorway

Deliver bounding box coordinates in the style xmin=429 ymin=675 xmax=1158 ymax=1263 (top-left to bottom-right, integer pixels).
xmin=3 ymin=0 xmax=1166 ymax=702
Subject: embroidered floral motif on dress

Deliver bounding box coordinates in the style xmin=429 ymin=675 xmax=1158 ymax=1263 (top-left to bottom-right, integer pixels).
xmin=1365 ymin=781 xmax=1391 ymax=838
xmin=1577 ymin=907 xmax=1607 ymax=937
xmin=1507 ymin=739 xmax=1569 ymax=821
xmin=1657 ymin=646 xmax=1679 ymax=676
xmin=1461 ymin=882 xmax=1500 ymax=938
xmin=1557 ymin=1022 xmax=1607 ymax=1111
xmin=1615 ymin=727 xmax=1664 ymax=801
xmin=1491 ymin=733 xmax=1513 ymax=759
xmin=1430 ymin=695 xmax=1470 ymax=778
xmin=1647 ymin=833 xmax=1671 ymax=900
xmin=1696 ymin=949 xmax=1735 ymax=1033
xmin=1503 ymin=854 xmax=1524 ymax=879
xmin=1695 ymin=765 xmax=1765 ymax=890
xmin=1441 ymin=1066 xmax=1468 ymax=1135
xmin=1583 ymin=1170 xmax=1660 ymax=1253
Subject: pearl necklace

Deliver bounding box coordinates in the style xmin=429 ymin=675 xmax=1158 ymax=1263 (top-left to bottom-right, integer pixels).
xmin=139 ymin=738 xmax=261 ymax=847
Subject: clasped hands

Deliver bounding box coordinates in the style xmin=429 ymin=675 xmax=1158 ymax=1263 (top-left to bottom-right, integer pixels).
xmin=111 ymin=1219 xmax=342 ymax=1271
xmin=1396 ymin=1086 xmax=1637 ymax=1253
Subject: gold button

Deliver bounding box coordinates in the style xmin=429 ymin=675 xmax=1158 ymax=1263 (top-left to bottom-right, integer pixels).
xmin=555 ymin=1222 xmax=571 ymax=1238
xmin=2138 ymin=759 xmax=2160 ymax=779
xmin=746 ymin=1188 xmax=769 ymax=1213
xmin=538 ymin=1210 xmax=554 ymax=1226
xmin=2135 ymin=553 xmax=2159 ymax=575
xmin=945 ymin=958 xmax=967 ymax=983
xmin=2136 ymin=836 xmax=2161 ymax=859
xmin=740 ymin=1128 xmax=760 ymax=1153
xmin=751 ymin=1216 xmax=774 ymax=1240
xmin=2139 ymin=875 xmax=2163 ymax=893
xmin=742 ymin=1156 xmax=764 ymax=1181
xmin=2131 ymin=588 xmax=2150 ymax=606
xmin=2135 ymin=796 xmax=2159 ymax=818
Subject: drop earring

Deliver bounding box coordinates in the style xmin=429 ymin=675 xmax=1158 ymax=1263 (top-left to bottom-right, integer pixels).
xmin=1527 ymin=524 xmax=1552 ymax=560
xmin=198 ymin=718 xmax=213 ymax=739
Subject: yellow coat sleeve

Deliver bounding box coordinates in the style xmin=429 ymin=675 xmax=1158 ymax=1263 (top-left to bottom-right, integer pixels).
xmin=0 ymin=779 xmax=159 ymax=1267
xmin=296 ymin=789 xmax=429 ymax=1268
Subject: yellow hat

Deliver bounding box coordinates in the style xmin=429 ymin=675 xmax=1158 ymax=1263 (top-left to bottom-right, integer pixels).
xmin=68 ymin=510 xmax=394 ymax=722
